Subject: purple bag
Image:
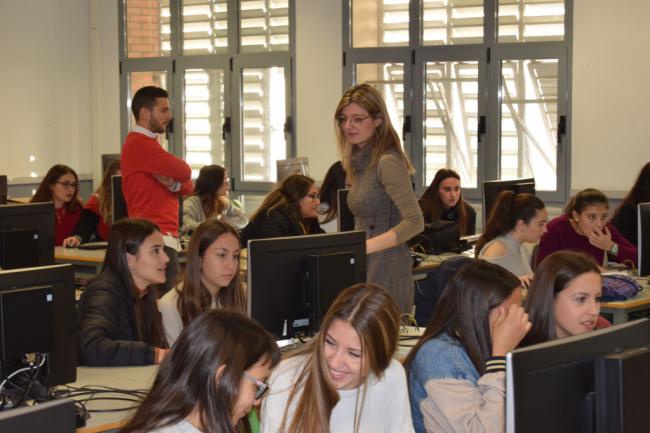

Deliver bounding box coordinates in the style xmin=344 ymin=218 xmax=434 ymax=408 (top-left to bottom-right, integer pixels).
xmin=601 ymin=275 xmax=642 ymax=302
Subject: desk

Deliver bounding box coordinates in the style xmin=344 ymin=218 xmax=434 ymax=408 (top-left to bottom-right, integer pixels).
xmin=600 ymin=285 xmax=650 ymax=324
xmin=55 ymin=246 xmax=105 ymax=280
xmin=66 ymin=365 xmax=157 ymax=433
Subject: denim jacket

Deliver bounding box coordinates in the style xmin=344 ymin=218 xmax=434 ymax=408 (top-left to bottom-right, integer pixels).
xmin=408 ymin=331 xmax=506 ymax=433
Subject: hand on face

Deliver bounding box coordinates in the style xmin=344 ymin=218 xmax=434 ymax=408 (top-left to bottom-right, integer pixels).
xmin=490 ymin=304 xmax=531 ymax=357
xmin=587 ymin=225 xmax=614 ymax=251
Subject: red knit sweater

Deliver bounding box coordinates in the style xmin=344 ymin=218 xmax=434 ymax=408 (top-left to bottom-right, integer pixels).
xmin=121 ymin=132 xmax=193 ymax=237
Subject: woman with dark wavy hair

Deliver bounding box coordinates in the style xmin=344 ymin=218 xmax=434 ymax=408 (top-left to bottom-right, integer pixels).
xmin=611 ymin=161 xmax=650 ymax=246
xmin=418 ymin=169 xmax=476 ymax=236
xmin=159 ymin=219 xmax=246 ymax=346
xmin=239 ymin=174 xmax=323 ymax=247
xmin=121 ymin=309 xmax=280 ymax=433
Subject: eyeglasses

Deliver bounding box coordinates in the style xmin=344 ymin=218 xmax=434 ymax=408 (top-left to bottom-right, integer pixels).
xmin=305 ymin=193 xmax=320 ymax=201
xmin=243 ymin=372 xmax=269 ymax=399
xmin=56 ymin=181 xmax=78 ymax=189
xmin=336 ymin=115 xmax=371 ymax=127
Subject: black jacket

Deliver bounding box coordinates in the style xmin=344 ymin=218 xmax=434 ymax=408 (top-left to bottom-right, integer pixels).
xmin=239 ymin=206 xmax=323 ymax=248
xmin=77 ymin=268 xmax=156 ymax=366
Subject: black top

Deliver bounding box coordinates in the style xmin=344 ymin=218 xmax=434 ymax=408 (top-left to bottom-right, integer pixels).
xmin=425 ymin=200 xmax=477 ymax=236
xmin=77 ymin=268 xmax=156 ymax=366
xmin=239 ymin=206 xmax=324 ymax=248
xmin=611 ymin=202 xmax=638 ymax=247
xmin=71 ymin=208 xmax=101 ymax=243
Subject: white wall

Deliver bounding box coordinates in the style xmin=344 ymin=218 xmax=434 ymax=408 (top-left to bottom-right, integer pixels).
xmin=0 ymin=0 xmax=92 ymax=181
xmin=572 ymin=0 xmax=650 ymax=193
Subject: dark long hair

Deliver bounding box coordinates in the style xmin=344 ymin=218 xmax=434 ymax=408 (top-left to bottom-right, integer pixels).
xmin=614 ymin=162 xmax=650 ymax=214
xmin=564 ymin=188 xmax=609 ymax=217
xmin=103 ymin=218 xmax=167 ymax=348
xmin=279 ymin=283 xmax=400 ymax=433
xmin=97 ymin=160 xmax=121 ymax=223
xmin=251 ymin=174 xmax=318 ymax=233
xmin=121 ymin=309 xmax=280 ymax=433
xmin=522 ymin=251 xmax=601 ymax=346
xmin=475 ymin=191 xmax=545 ymax=256
xmin=30 ymin=164 xmax=82 ymax=212
xmin=194 ymin=164 xmax=227 ymax=218
xmin=178 ymin=219 xmax=246 ymax=327
xmin=418 ymin=169 xmax=470 ymax=235
xmin=318 ymin=161 xmax=347 ymax=224
xmin=403 ymin=260 xmax=521 ymax=374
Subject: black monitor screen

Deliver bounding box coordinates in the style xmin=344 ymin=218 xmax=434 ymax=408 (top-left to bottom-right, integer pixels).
xmin=0 ymin=264 xmax=77 ymax=389
xmin=638 ymin=202 xmax=650 ymax=277
xmin=247 ymin=231 xmax=366 ymax=339
xmin=0 ymin=175 xmax=7 ymax=205
xmin=506 ymin=319 xmax=650 ymax=433
xmin=0 ymin=398 xmax=76 ymax=432
xmin=111 ymin=175 xmax=128 ymax=223
xmin=482 ymin=178 xmax=535 ymax=224
xmin=0 ymin=202 xmax=55 ymax=269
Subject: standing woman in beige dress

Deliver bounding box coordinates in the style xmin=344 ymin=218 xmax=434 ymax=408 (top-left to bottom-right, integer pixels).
xmin=335 ymin=83 xmax=424 ymax=313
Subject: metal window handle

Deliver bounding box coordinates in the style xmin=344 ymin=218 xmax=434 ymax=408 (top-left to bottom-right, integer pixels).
xmin=557 ymin=115 xmax=566 ymax=145
xmin=477 ymin=115 xmax=486 ymax=142
xmin=402 ymin=115 xmax=411 ymax=141
xmin=222 ymin=117 xmax=231 ymax=141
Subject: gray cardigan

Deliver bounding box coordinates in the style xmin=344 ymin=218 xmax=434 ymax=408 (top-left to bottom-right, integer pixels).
xmin=182 ymin=195 xmax=249 ymax=235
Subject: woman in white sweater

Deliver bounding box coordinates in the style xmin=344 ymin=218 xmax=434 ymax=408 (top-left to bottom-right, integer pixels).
xmin=261 ymin=283 xmax=415 ymax=433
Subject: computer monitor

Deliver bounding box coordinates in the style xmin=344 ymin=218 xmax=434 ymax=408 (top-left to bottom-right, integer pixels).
xmin=276 ymin=157 xmax=309 ymax=182
xmin=638 ymin=202 xmax=650 ymax=277
xmin=0 ymin=399 xmax=76 ymax=432
xmin=482 ymin=178 xmax=535 ymax=224
xmin=0 ymin=264 xmax=77 ymax=392
xmin=111 ymin=175 xmax=128 ymax=223
xmin=101 ymin=153 xmax=121 ymax=175
xmin=0 ymin=202 xmax=55 ymax=269
xmin=0 ymin=175 xmax=7 ymax=205
xmin=506 ymin=319 xmax=650 ymax=433
xmin=337 ymin=189 xmax=355 ymax=232
xmin=247 ymin=231 xmax=366 ymax=339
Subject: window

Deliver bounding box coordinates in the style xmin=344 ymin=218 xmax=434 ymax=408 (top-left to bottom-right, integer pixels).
xmin=119 ymin=0 xmax=294 ymax=192
xmin=343 ymin=0 xmax=571 ymax=203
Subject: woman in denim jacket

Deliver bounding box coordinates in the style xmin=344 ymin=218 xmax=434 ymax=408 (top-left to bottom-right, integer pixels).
xmin=404 ymin=260 xmax=531 ymax=433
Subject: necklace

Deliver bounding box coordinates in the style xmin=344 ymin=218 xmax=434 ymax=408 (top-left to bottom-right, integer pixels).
xmin=55 ymin=207 xmax=66 ymax=225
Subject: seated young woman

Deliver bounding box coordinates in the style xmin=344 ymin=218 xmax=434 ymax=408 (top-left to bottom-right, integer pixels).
xmin=611 ymin=161 xmax=650 ymax=246
xmin=63 ymin=160 xmax=120 ymax=247
xmin=121 ymin=309 xmax=280 ymax=433
xmin=78 ymin=218 xmax=169 ymax=366
xmin=240 ymin=174 xmax=324 ymax=247
xmin=261 ymin=283 xmax=415 ymax=433
xmin=159 ymin=219 xmax=246 ymax=346
xmin=182 ymin=164 xmax=249 ymax=240
xmin=30 ymin=164 xmax=83 ymax=246
xmin=537 ymin=188 xmax=637 ymax=268
xmin=522 ymin=251 xmax=605 ymax=346
xmin=418 ymin=169 xmax=476 ymax=236
xmin=404 ymin=260 xmax=531 ymax=433
xmin=475 ymin=191 xmax=547 ymax=286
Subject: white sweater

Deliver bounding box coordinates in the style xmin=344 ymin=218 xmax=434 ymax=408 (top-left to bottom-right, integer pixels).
xmin=261 ymin=355 xmax=415 ymax=433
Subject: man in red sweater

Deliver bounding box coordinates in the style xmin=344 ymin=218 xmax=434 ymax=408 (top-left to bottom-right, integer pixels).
xmin=121 ymin=86 xmax=193 ymax=291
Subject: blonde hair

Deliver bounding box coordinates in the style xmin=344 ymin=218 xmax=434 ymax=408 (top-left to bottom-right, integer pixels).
xmin=334 ymin=84 xmax=414 ymax=181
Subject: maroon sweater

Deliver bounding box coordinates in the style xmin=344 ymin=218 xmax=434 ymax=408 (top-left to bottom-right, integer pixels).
xmin=537 ymin=215 xmax=637 ymax=267
xmin=121 ymin=132 xmax=193 ymax=237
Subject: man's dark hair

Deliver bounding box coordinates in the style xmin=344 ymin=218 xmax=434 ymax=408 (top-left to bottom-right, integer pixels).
xmin=131 ymin=86 xmax=169 ymax=121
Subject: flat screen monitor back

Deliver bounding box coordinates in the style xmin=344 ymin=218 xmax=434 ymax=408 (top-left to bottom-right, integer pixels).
xmin=276 ymin=157 xmax=309 ymax=182
xmin=337 ymin=189 xmax=355 ymax=232
xmin=0 ymin=175 xmax=7 ymax=204
xmin=506 ymin=319 xmax=650 ymax=433
xmin=111 ymin=175 xmax=128 ymax=223
xmin=482 ymin=178 xmax=535 ymax=224
xmin=638 ymin=202 xmax=650 ymax=277
xmin=0 ymin=264 xmax=77 ymax=386
xmin=0 ymin=398 xmax=76 ymax=433
xmin=247 ymin=231 xmax=366 ymax=339
xmin=0 ymin=202 xmax=55 ymax=267
xmin=101 ymin=153 xmax=121 ymax=175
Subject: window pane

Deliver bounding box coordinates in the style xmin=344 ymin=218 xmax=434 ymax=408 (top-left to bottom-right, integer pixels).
xmin=182 ymin=0 xmax=229 ymax=55
xmin=241 ymin=67 xmax=287 ymax=182
xmin=500 ymin=59 xmax=558 ymax=191
xmin=424 ymin=61 xmax=478 ymax=188
xmin=125 ymin=0 xmax=170 ymax=58
xmin=239 ymin=0 xmax=290 ymax=53
xmin=128 ymin=71 xmax=169 ymax=150
xmin=356 ymin=63 xmax=405 ymax=148
xmin=184 ymin=69 xmax=226 ymax=177
xmin=352 ymin=0 xmax=409 ymax=48
xmin=421 ymin=0 xmax=484 ymax=46
xmin=498 ymin=0 xmax=564 ymax=42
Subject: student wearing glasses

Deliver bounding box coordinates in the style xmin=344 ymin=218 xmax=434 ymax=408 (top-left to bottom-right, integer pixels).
xmin=261 ymin=283 xmax=415 ymax=433
xmin=335 ymin=83 xmax=424 ymax=313
xmin=30 ymin=164 xmax=83 ymax=246
xmin=121 ymin=309 xmax=280 ymax=433
xmin=239 ymin=174 xmax=324 ymax=247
